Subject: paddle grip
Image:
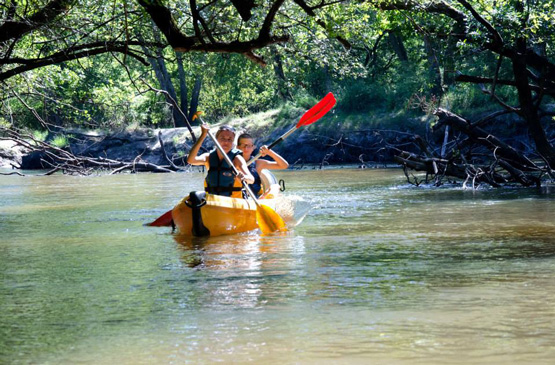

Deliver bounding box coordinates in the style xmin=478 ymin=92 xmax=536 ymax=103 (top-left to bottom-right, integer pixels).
xmin=267 ymin=138 xmax=282 ymax=150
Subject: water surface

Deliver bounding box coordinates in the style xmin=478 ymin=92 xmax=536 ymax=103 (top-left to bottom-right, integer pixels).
xmin=1 ymin=168 xmax=554 ymax=364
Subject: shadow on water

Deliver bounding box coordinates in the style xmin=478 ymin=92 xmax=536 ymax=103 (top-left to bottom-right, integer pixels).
xmin=2 ymin=169 xmax=555 ymax=364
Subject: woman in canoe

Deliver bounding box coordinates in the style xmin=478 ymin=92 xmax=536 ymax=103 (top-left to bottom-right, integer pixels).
xmin=237 ymin=133 xmax=289 ymax=197
xmin=187 ymin=124 xmax=254 ymax=198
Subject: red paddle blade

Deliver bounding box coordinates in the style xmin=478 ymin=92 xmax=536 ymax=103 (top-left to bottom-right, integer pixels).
xmin=297 ymin=92 xmax=336 ymax=128
xmin=146 ymin=209 xmax=173 ymax=227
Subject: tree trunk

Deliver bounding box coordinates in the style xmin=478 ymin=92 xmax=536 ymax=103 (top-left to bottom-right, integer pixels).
xmin=188 ymin=76 xmax=202 ymax=123
xmin=442 ymin=39 xmax=457 ymax=87
xmin=388 ymin=31 xmax=408 ymax=62
xmin=511 ymin=40 xmax=555 ymax=167
xmin=176 ymin=52 xmax=189 ymax=119
xmin=152 ymin=32 xmax=185 ymax=127
xmin=423 ymin=35 xmax=443 ymax=98
xmin=272 ymin=47 xmax=292 ymax=101
xmin=323 ymin=64 xmax=333 ymax=95
xmin=442 ymin=9 xmax=466 ymax=87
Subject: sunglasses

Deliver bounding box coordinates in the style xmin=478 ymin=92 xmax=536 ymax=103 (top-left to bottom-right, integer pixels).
xmin=238 ymin=143 xmax=255 ymax=148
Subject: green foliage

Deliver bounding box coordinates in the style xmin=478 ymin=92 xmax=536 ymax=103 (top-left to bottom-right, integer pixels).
xmin=442 ymin=84 xmax=518 ymax=115
xmin=192 ymin=53 xmax=279 ymax=120
xmin=33 ymin=130 xmax=48 ymax=142
xmin=275 ymin=102 xmax=304 ymax=126
xmin=339 ymin=80 xmax=388 ymax=113
xmin=51 ymin=135 xmax=70 ymax=148
xmin=292 ymin=92 xmax=318 ymax=111
xmin=2 ymin=0 xmax=554 ymax=140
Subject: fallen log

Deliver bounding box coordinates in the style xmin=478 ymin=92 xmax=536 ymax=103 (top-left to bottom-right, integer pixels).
xmin=433 ymin=108 xmax=538 ymax=170
xmin=393 ymin=151 xmax=506 ymax=187
xmin=1 ymin=126 xmax=188 ymax=175
xmin=394 ymin=108 xmax=549 ymax=188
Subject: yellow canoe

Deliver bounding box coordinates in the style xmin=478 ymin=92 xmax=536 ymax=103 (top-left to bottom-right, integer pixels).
xmin=172 ymin=170 xmax=283 ymax=236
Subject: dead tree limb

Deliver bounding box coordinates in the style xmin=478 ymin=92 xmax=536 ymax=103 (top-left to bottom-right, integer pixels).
xmin=1 ymin=125 xmax=186 ymax=175
xmin=433 ymin=108 xmax=537 ymax=170
xmin=158 ymin=131 xmax=182 ymax=170
xmin=393 ymin=107 xmax=551 ymax=188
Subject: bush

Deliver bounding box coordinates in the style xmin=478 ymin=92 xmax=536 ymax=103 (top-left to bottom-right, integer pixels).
xmin=51 ymin=135 xmax=70 ymax=148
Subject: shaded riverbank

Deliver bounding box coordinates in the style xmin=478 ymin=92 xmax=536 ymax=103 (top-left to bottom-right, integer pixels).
xmin=1 ymin=108 xmax=427 ymax=170
xmin=5 ymin=105 xmax=550 ymax=189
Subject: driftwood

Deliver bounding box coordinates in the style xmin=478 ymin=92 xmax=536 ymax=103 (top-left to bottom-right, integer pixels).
xmin=319 ymin=152 xmax=334 ymax=169
xmin=394 ymin=108 xmax=551 ymax=188
xmin=433 ymin=109 xmax=537 ymax=170
xmin=1 ymin=126 xmax=188 ymax=176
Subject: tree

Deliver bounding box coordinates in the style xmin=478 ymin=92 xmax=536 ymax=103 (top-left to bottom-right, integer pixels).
xmin=2 ymin=0 xmax=553 ymax=185
xmin=371 ymin=0 xmax=555 ymax=168
xmin=0 ymin=0 xmax=334 ymax=129
xmin=135 ymin=0 xmax=291 ymax=65
xmin=139 ymin=26 xmax=203 ymax=128
xmin=0 ymin=0 xmax=152 ymax=82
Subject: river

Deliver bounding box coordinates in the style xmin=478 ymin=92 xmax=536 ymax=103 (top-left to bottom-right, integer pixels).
xmin=1 ymin=168 xmax=554 ymax=364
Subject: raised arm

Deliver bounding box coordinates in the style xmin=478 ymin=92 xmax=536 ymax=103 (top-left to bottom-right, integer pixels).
xmin=256 ymin=145 xmax=289 ymax=170
xmin=186 ymin=124 xmax=210 ymax=166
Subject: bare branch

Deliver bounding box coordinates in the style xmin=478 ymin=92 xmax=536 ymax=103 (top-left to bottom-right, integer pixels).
xmin=137 ymin=0 xmax=289 ymax=65
xmin=0 ymin=41 xmax=150 ymax=81
xmin=456 ymin=0 xmax=503 ymax=46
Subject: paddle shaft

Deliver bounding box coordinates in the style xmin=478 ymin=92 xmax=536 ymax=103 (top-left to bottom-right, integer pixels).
xmin=206 ymin=130 xmax=262 ymax=208
xmin=247 ymin=126 xmax=296 ymax=165
xmin=246 ymin=92 xmax=336 ymax=166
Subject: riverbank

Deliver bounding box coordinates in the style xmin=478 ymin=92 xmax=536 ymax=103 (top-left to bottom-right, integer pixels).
xmin=0 ymin=140 xmax=26 ymax=169
xmin=1 ymin=107 xmax=428 ymax=171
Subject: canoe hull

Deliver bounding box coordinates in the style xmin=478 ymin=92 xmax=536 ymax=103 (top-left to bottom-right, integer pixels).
xmin=171 ymin=169 xmax=283 ymax=237
xmin=172 ymin=193 xmax=270 ymax=236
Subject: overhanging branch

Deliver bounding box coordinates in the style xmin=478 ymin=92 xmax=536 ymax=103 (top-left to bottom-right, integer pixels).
xmin=0 ymin=41 xmax=150 ymax=81
xmin=0 ymin=0 xmax=75 ymax=43
xmin=137 ymin=0 xmax=289 ymax=66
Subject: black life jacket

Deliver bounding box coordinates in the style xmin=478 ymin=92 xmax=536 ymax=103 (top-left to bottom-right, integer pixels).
xmin=205 ymin=148 xmax=243 ymax=198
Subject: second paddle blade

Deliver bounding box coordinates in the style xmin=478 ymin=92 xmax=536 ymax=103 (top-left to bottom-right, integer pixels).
xmin=297 ymin=92 xmax=336 ymax=127
xmin=146 ymin=209 xmax=173 ymax=227
xmin=256 ymin=204 xmax=287 ymax=234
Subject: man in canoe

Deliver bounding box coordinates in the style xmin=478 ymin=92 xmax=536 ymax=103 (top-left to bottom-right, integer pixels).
xmin=237 ymin=133 xmax=289 ymax=197
xmin=187 ymin=124 xmax=254 ymax=198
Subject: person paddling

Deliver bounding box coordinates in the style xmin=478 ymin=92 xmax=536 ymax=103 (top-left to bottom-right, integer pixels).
xmin=187 ymin=124 xmax=254 ymax=198
xmin=237 ymin=133 xmax=289 ymax=197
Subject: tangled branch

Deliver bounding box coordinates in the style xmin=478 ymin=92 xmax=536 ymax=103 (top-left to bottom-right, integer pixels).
xmin=1 ymin=125 xmax=187 ymax=176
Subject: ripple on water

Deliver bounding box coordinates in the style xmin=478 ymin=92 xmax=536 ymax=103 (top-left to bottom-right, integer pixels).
xmin=2 ymin=169 xmax=555 ymax=364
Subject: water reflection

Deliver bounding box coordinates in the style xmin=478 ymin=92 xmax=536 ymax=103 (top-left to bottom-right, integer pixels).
xmin=172 ymin=232 xmax=306 ymax=309
xmin=3 ymin=169 xmax=555 ymax=364
xmin=173 ymin=231 xmax=297 ymax=268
